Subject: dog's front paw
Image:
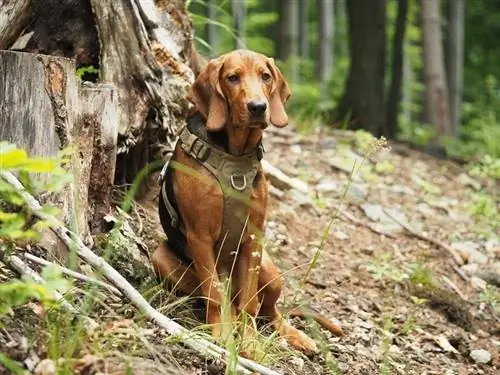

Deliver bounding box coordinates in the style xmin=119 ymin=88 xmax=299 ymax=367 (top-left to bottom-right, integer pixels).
xmin=280 ymin=322 xmax=319 ymax=356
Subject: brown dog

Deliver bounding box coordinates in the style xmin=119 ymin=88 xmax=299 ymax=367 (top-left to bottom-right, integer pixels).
xmin=152 ymin=49 xmax=343 ymax=357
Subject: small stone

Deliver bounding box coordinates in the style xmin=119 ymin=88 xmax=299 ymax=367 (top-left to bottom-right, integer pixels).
xmin=34 ymin=359 xmax=56 ymax=375
xmin=470 ymin=276 xmax=487 ymax=291
xmin=316 ymin=180 xmax=339 ymax=193
xmin=333 ymin=230 xmax=349 ymax=240
xmin=458 ymin=173 xmax=481 ymax=190
xmin=451 ymin=242 xmax=488 ymax=264
xmin=288 ymin=356 xmax=304 ymax=370
xmin=469 ymin=349 xmax=491 ymax=364
xmin=290 ymin=145 xmax=302 ymax=154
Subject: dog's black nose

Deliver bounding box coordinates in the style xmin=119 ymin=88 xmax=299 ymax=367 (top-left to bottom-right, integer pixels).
xmin=247 ymin=101 xmax=267 ymax=117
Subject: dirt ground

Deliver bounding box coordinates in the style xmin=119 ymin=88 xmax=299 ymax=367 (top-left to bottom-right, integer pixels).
xmin=1 ymin=125 xmax=498 ymax=375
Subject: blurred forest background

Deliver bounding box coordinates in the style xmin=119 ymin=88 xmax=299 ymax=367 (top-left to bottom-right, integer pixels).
xmin=188 ymin=0 xmax=499 ymax=164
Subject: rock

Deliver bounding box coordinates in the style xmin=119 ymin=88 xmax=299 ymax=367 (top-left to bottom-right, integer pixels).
xmin=34 ymin=359 xmax=56 ymax=375
xmin=451 ymin=242 xmax=488 ymax=264
xmin=360 ymin=203 xmax=408 ymax=235
xmin=469 ymin=349 xmax=492 ymax=364
xmin=484 ymin=239 xmax=500 ymax=257
xmin=470 ymin=276 xmax=487 ymax=291
xmin=288 ymin=356 xmax=304 ymax=371
xmin=390 ymin=184 xmax=415 ymax=195
xmin=333 ymin=230 xmax=349 ymax=240
xmin=458 ymin=173 xmax=481 ymax=190
xmin=329 ymin=146 xmax=366 ymax=174
xmin=290 ymin=145 xmax=302 ymax=154
xmin=460 ymin=263 xmax=479 ymax=276
xmin=316 ymin=180 xmax=340 ymax=193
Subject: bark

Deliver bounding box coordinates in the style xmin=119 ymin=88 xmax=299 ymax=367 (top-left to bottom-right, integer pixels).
xmin=421 ymin=0 xmax=452 ymax=140
xmin=205 ymin=0 xmax=219 ymax=56
xmin=16 ymin=0 xmax=196 ymax=187
xmin=278 ymin=0 xmax=299 ymax=82
xmin=0 ymin=51 xmax=86 ymax=260
xmin=79 ymin=84 xmax=119 ymax=233
xmin=446 ymin=0 xmax=465 ymax=136
xmin=386 ymin=0 xmax=409 ymax=138
xmin=317 ymin=0 xmax=335 ymax=83
xmin=0 ymin=0 xmax=32 ymax=49
xmin=335 ymin=0 xmax=348 ymax=60
xmin=335 ymin=0 xmax=387 ymax=136
xmin=231 ymin=0 xmax=246 ymax=49
xmin=298 ymin=0 xmax=309 ymax=58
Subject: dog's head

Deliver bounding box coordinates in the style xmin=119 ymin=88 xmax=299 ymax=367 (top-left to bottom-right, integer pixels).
xmin=187 ymin=49 xmax=291 ymax=131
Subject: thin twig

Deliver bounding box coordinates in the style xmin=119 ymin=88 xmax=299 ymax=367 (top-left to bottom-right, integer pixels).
xmin=441 ymin=275 xmax=468 ymax=301
xmin=22 ymin=253 xmax=122 ymax=297
xmin=0 ymin=171 xmax=279 ymax=375
xmin=0 ymin=247 xmax=98 ymax=332
xmin=382 ymin=208 xmax=464 ymax=266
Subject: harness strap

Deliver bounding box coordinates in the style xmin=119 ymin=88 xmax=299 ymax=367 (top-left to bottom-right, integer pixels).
xmin=174 ymin=125 xmax=263 ymax=256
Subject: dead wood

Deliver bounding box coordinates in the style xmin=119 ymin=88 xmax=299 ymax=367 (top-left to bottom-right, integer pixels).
xmin=0 ymin=0 xmax=32 ymax=49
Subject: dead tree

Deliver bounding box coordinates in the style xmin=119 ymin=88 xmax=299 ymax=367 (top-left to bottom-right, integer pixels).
xmin=2 ymin=0 xmax=197 ymax=187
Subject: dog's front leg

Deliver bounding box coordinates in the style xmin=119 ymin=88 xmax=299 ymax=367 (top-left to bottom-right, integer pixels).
xmin=186 ymin=232 xmax=224 ymax=340
xmin=235 ymin=228 xmax=264 ymax=357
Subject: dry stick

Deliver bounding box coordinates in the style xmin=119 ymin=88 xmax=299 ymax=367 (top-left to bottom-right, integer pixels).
xmin=382 ymin=208 xmax=464 ymax=266
xmin=22 ymin=253 xmax=122 ymax=297
xmin=0 ymin=248 xmax=98 ymax=332
xmin=0 ymin=171 xmax=280 ymax=375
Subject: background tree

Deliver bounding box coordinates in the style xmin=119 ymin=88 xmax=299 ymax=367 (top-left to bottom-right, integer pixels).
xmin=317 ymin=0 xmax=334 ymax=85
xmin=446 ymin=0 xmax=465 ymax=136
xmin=231 ymin=0 xmax=246 ymax=49
xmin=386 ymin=0 xmax=409 ymax=138
xmin=336 ymin=0 xmax=387 ymax=136
xmin=205 ymin=0 xmax=219 ymax=56
xmin=298 ymin=0 xmax=309 ymax=59
xmin=277 ymin=0 xmax=299 ymax=82
xmin=421 ymin=0 xmax=452 ymax=141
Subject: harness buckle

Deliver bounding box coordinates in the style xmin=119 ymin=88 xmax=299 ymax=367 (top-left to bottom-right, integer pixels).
xmin=191 ymin=139 xmax=211 ymax=162
xmin=230 ymin=175 xmax=247 ymax=191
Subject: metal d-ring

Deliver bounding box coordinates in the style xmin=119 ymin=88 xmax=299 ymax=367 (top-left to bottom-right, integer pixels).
xmin=230 ymin=174 xmax=247 ymax=191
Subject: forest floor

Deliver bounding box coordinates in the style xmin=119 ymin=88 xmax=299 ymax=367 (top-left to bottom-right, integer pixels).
xmin=1 ymin=125 xmax=499 ymax=375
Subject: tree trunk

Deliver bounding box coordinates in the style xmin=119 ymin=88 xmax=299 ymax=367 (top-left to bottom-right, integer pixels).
xmin=15 ymin=0 xmax=196 ymax=187
xmin=446 ymin=0 xmax=465 ymax=136
xmin=335 ymin=0 xmax=348 ymax=60
xmin=335 ymin=0 xmax=387 ymax=136
xmin=205 ymin=0 xmax=219 ymax=56
xmin=298 ymin=0 xmax=309 ymax=59
xmin=0 ymin=0 xmax=32 ymax=49
xmin=386 ymin=0 xmax=409 ymax=138
xmin=278 ymin=0 xmax=299 ymax=82
xmin=317 ymin=0 xmax=335 ymax=83
xmin=0 ymin=50 xmax=115 ymax=259
xmin=231 ymin=0 xmax=246 ymax=49
xmin=421 ymin=0 xmax=452 ymax=140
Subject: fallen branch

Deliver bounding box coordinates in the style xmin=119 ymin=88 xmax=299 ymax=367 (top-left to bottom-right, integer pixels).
xmin=0 ymin=247 xmax=98 ymax=332
xmin=441 ymin=275 xmax=467 ymax=301
xmin=382 ymin=208 xmax=464 ymax=266
xmin=262 ymin=160 xmax=309 ymax=194
xmin=340 ymin=209 xmax=397 ymax=239
xmin=0 ymin=171 xmax=280 ymax=375
xmin=22 ymin=253 xmax=122 ymax=297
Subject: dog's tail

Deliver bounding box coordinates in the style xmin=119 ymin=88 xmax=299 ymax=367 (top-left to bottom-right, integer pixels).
xmin=288 ymin=307 xmax=345 ymax=337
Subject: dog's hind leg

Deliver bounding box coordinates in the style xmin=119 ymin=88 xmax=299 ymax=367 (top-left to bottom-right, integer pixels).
xmin=152 ymin=242 xmax=201 ymax=296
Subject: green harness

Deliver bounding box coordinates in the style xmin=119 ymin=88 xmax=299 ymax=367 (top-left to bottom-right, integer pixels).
xmin=160 ymin=124 xmax=264 ymax=256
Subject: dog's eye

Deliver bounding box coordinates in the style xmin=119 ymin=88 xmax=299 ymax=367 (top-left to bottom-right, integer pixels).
xmin=262 ymin=72 xmax=271 ymax=82
xmin=227 ymin=74 xmax=239 ymax=83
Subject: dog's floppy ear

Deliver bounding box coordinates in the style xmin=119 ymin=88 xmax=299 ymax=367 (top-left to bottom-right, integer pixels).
xmin=187 ymin=56 xmax=227 ymax=131
xmin=266 ymin=58 xmax=292 ymax=127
